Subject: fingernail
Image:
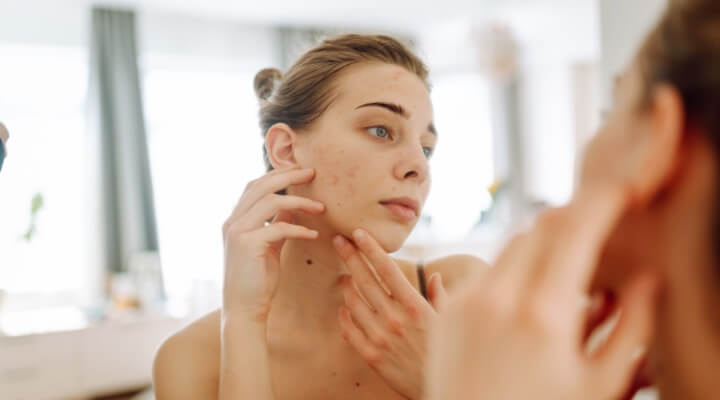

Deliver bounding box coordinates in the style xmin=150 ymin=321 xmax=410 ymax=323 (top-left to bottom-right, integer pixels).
xmin=353 ymin=229 xmax=365 ymax=241
xmin=333 ymin=235 xmax=346 ymax=247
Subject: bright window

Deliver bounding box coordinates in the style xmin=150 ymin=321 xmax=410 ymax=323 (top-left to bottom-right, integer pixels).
xmin=417 ymin=73 xmax=495 ymax=241
xmin=143 ymin=56 xmax=268 ymax=305
xmin=0 ymin=44 xmax=88 ymax=298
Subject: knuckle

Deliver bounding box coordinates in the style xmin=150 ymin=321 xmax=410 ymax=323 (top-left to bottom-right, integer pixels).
xmin=226 ymin=225 xmax=248 ymax=243
xmin=403 ymin=302 xmax=421 ymax=319
xmin=520 ymin=297 xmax=561 ymax=334
xmin=370 ymin=333 xmax=389 ymax=349
xmin=535 ymin=207 xmax=575 ymax=237
xmin=387 ymin=316 xmax=406 ymax=337
xmin=535 ymin=208 xmax=564 ymax=230
xmin=362 ymin=347 xmax=381 ymax=365
xmin=244 ymin=179 xmax=258 ymax=192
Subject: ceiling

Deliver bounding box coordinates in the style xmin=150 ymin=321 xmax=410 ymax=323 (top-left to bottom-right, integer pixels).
xmin=87 ymin=0 xmax=595 ymax=33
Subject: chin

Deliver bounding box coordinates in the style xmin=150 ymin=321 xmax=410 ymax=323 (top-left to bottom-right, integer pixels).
xmin=361 ymin=221 xmax=414 ymax=253
xmin=324 ymin=209 xmax=415 ymax=252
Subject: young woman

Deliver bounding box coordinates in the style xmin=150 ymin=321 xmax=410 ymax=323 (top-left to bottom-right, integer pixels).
xmin=428 ymin=0 xmax=720 ymax=399
xmin=153 ymin=34 xmax=485 ymax=400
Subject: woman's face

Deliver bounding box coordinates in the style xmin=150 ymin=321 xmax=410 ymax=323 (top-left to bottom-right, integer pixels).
xmin=291 ymin=62 xmax=435 ymax=252
xmin=586 ymin=60 xmax=720 ymax=398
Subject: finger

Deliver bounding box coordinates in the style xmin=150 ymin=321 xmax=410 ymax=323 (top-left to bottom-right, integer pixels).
xmin=488 ymin=231 xmax=539 ymax=288
xmin=618 ymin=358 xmax=653 ymax=400
xmin=583 ymin=290 xmax=616 ymax=344
xmin=232 ymin=194 xmax=324 ymax=230
xmin=341 ymin=279 xmax=388 ymax=348
xmin=540 ymin=183 xmax=629 ymax=292
xmin=351 ymin=229 xmax=420 ymax=306
xmin=272 ymin=209 xmax=294 ymax=225
xmin=588 ymin=274 xmax=659 ymax=397
xmin=427 ymin=273 xmax=448 ymax=311
xmin=228 ymin=168 xmax=316 ymax=221
xmin=338 ymin=306 xmax=380 ymax=366
xmin=250 ymin=222 xmax=319 ymax=245
xmin=333 ymin=235 xmax=394 ymax=314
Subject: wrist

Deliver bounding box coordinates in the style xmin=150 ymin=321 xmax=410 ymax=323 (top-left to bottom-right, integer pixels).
xmin=222 ymin=313 xmax=268 ymax=334
xmin=223 ymin=299 xmax=272 ymax=324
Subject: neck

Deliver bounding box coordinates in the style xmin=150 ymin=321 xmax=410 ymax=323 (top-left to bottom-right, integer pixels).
xmin=269 ymin=212 xmax=349 ymax=331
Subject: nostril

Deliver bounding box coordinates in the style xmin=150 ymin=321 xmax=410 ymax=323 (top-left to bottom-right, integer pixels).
xmin=404 ymin=170 xmax=418 ymax=179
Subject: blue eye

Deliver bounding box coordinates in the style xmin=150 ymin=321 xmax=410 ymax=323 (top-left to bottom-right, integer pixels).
xmin=367 ymin=126 xmax=390 ymax=139
xmin=423 ymin=147 xmax=434 ymax=159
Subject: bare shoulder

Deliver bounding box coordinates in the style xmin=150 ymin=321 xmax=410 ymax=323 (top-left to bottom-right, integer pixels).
xmin=153 ymin=310 xmax=222 ymax=400
xmin=424 ymin=255 xmax=489 ymax=292
xmin=393 ymin=254 xmax=488 ymax=294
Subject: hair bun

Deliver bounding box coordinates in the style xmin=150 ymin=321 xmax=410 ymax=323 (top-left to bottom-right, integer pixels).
xmin=254 ymin=68 xmax=283 ymax=102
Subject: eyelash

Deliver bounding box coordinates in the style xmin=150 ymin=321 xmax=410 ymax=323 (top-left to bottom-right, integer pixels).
xmin=366 ymin=125 xmax=435 ymax=159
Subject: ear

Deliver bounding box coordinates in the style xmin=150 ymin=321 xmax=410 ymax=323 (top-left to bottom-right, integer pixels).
xmin=265 ymin=123 xmax=299 ymax=170
xmin=631 ymin=84 xmax=685 ymax=205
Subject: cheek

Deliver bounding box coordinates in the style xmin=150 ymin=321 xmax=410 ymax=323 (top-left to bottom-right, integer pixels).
xmin=311 ymin=154 xmax=362 ymax=204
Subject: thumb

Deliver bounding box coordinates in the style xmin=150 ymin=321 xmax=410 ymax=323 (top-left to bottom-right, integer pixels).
xmin=589 ymin=273 xmax=660 ymax=398
xmin=427 ymin=273 xmax=449 ymax=311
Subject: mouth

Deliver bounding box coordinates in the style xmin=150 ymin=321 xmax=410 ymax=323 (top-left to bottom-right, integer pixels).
xmin=379 ymin=197 xmax=420 ymax=222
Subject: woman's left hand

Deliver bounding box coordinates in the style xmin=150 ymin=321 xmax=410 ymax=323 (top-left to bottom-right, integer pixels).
xmin=333 ymin=229 xmax=447 ymax=400
xmin=425 ymin=183 xmax=660 ymax=400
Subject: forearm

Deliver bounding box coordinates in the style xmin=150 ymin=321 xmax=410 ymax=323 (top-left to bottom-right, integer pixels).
xmin=219 ymin=318 xmax=275 ymax=400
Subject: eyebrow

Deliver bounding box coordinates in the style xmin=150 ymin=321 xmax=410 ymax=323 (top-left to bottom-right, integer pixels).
xmin=355 ymin=101 xmax=437 ymax=137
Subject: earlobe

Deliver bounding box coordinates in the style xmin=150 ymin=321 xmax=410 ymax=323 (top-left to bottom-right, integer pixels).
xmin=265 ymin=123 xmax=299 ymax=170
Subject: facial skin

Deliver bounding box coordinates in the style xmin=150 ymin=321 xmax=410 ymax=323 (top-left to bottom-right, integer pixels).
xmin=265 ymin=62 xmax=436 ymax=252
xmin=585 ymin=59 xmax=720 ymax=399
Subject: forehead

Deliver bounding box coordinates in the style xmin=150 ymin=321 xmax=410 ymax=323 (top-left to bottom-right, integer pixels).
xmin=330 ymin=63 xmax=433 ymax=117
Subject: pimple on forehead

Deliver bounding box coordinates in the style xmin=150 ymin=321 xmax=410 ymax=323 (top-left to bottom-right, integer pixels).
xmin=328 ymin=175 xmax=340 ymax=186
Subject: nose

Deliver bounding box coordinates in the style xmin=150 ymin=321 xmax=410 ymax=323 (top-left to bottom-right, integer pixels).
xmin=393 ymin=145 xmax=429 ymax=183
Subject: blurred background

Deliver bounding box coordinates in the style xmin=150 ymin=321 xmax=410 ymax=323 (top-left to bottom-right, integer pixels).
xmin=0 ymin=0 xmax=666 ymax=398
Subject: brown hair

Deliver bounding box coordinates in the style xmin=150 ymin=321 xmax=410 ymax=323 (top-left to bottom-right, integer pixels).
xmin=253 ymin=34 xmax=429 ymax=171
xmin=638 ymin=0 xmax=720 ymax=270
xmin=639 ymin=0 xmax=720 ymax=142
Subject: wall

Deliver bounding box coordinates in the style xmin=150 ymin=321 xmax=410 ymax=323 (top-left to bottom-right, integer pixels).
xmin=598 ymin=0 xmax=668 ymax=107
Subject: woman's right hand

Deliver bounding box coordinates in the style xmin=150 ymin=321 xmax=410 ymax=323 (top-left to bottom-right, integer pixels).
xmin=221 ymin=167 xmax=325 ymax=323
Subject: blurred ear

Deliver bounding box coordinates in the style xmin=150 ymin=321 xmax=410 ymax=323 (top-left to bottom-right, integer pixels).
xmin=630 ymin=84 xmax=685 ymax=205
xmin=265 ymin=123 xmax=298 ymax=170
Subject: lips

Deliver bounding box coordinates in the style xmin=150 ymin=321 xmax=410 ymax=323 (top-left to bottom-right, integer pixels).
xmin=379 ymin=197 xmax=420 ymax=221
